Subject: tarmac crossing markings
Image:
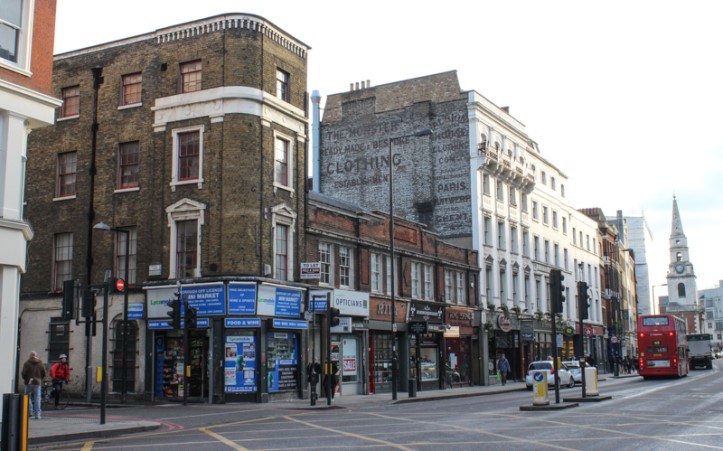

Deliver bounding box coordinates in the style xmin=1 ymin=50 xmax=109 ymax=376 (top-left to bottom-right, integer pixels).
xmin=200 ymin=427 xmax=250 ymax=450
xmin=284 ymin=415 xmax=414 ymax=451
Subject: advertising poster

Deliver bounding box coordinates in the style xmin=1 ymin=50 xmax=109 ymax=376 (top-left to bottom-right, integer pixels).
xmin=267 ymin=332 xmax=298 ymax=393
xmin=224 ymin=336 xmax=257 ymax=393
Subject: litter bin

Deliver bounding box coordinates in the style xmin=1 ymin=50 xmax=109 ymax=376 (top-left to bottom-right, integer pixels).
xmin=408 ymin=378 xmax=417 ymax=398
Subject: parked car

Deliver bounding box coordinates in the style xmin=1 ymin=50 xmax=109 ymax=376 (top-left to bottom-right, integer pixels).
xmin=525 ymin=360 xmax=575 ymax=390
xmin=561 ymin=360 xmax=591 ymax=384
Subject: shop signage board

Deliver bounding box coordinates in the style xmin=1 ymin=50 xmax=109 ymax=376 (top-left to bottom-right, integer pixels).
xmin=145 ymin=284 xmax=225 ymax=318
xmin=257 ymin=284 xmax=303 ymax=318
xmin=408 ymin=302 xmax=444 ymax=323
xmin=520 ymin=319 xmax=534 ymax=341
xmin=408 ymin=321 xmax=428 ymax=335
xmin=330 ymin=317 xmax=352 ymax=333
xmin=228 ymin=283 xmax=257 ymax=315
xmin=225 ymin=318 xmax=261 ymax=328
xmin=331 ymin=289 xmax=369 ymax=317
xmin=272 ymin=319 xmax=308 ymax=330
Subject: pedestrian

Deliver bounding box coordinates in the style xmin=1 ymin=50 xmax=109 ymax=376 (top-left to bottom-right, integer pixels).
xmin=50 ymin=354 xmax=70 ymax=408
xmin=21 ymin=351 xmax=47 ymax=419
xmin=586 ymin=355 xmax=595 ymax=367
xmin=497 ymin=354 xmax=511 ymax=386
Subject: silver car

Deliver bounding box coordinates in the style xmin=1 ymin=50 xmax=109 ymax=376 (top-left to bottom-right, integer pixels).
xmin=525 ymin=360 xmax=575 ymax=390
xmin=562 ymin=360 xmax=591 ymax=384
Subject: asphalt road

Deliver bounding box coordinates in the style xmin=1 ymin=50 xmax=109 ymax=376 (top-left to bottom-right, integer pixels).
xmin=41 ymin=364 xmax=723 ymax=450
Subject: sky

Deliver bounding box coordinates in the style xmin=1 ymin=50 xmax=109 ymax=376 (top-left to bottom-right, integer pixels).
xmin=54 ymin=1 xmax=723 ymax=295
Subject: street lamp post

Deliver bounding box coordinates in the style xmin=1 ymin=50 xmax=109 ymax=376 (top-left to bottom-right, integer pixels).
xmin=94 ymin=222 xmax=130 ymax=403
xmin=388 ymin=128 xmax=433 ymax=400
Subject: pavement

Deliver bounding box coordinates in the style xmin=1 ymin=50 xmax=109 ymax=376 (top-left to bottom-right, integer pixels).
xmin=19 ymin=370 xmax=635 ymax=446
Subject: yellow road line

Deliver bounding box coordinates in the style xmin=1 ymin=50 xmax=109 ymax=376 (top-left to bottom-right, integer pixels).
xmin=284 ymin=415 xmax=413 ymax=451
xmin=200 ymin=427 xmax=249 ymax=450
xmin=81 ymin=442 xmax=95 ymax=451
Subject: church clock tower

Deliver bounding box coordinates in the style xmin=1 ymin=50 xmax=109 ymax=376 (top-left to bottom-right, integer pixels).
xmin=666 ymin=195 xmax=698 ymax=308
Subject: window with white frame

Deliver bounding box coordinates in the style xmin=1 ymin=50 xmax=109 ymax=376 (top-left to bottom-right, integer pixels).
xmin=532 ymin=201 xmax=539 ymax=220
xmin=552 ymin=210 xmax=558 ymax=229
xmin=512 ymin=271 xmax=519 ymax=303
xmin=166 ymin=198 xmax=206 ymax=279
xmin=522 ymin=229 xmax=529 ymax=257
xmin=456 ymin=271 xmax=465 ymax=304
xmin=521 ymin=193 xmax=528 ymax=212
xmin=554 ymin=243 xmax=560 ymax=266
xmin=572 ymin=228 xmax=577 ymax=245
xmin=524 ymin=272 xmax=530 ymax=309
xmin=496 ymin=180 xmax=504 ymax=201
xmin=544 ymin=240 xmax=550 ymax=263
xmin=176 ymin=219 xmax=198 ymax=278
xmin=411 ymin=262 xmax=421 ymax=299
xmin=53 ymin=232 xmax=73 ymax=292
xmin=543 ymin=206 xmax=549 ymax=225
xmin=423 ymin=264 xmax=433 ymax=300
xmin=271 ymin=205 xmax=296 ymax=282
xmin=510 ymin=225 xmax=518 ymax=253
xmin=535 ymin=278 xmax=541 ymax=312
xmin=483 ymin=216 xmax=491 ymax=245
xmin=497 ymin=220 xmax=505 ymax=249
xmin=482 ymin=174 xmax=491 ymax=196
xmin=485 ymin=266 xmax=492 ymax=303
xmin=533 ymin=236 xmax=540 ymax=260
xmin=56 ymin=151 xmax=77 ymax=198
xmin=562 ymin=217 xmax=567 ymax=234
xmin=319 ymin=242 xmax=332 ymax=285
xmin=114 ymin=227 xmax=137 ymax=285
xmin=445 ymin=270 xmax=454 ymax=302
xmin=274 ymin=134 xmax=293 ymax=189
xmin=499 ymin=268 xmax=506 ymax=303
xmin=371 ymin=252 xmax=382 ymax=293
xmin=551 ymin=176 xmax=556 ymax=191
xmin=339 ymin=246 xmax=352 ymax=288
xmin=509 ymin=186 xmax=517 ymax=206
xmin=171 ymin=126 xmax=204 ymax=190
xmin=275 ymin=224 xmax=289 ymax=281
xmin=0 ymin=0 xmax=31 ymax=70
xmin=563 ymin=248 xmax=569 ymax=271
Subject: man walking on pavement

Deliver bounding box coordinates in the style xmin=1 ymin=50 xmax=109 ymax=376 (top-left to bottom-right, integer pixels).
xmin=21 ymin=351 xmax=47 ymax=419
xmin=498 ymin=354 xmax=511 ymax=386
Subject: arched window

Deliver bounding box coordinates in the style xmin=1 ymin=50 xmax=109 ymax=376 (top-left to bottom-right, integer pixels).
xmin=677 ymin=283 xmax=686 ymax=298
xmin=676 ymin=252 xmax=682 ymax=262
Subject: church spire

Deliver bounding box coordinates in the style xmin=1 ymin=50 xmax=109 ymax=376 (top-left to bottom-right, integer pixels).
xmin=670 ymin=194 xmax=686 ymax=240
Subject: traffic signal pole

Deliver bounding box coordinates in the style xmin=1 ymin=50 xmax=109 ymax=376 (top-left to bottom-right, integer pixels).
xmin=578 ymin=281 xmax=589 ymax=398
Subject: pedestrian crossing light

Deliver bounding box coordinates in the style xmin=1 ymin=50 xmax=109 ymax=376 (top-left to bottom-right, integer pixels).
xmin=550 ymin=269 xmax=565 ymax=314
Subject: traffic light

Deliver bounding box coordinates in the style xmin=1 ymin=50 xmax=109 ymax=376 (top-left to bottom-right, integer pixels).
xmin=167 ymin=294 xmax=182 ymax=329
xmin=550 ymin=269 xmax=565 ymax=314
xmin=82 ymin=287 xmax=96 ymax=318
xmin=328 ymin=307 xmax=340 ymax=328
xmin=578 ymin=282 xmax=590 ymax=320
xmin=61 ymin=280 xmax=75 ymax=321
xmin=186 ymin=307 xmax=197 ymax=329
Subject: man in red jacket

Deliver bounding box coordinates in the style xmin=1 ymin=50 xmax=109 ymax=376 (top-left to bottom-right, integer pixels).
xmin=50 ymin=354 xmax=70 ymax=408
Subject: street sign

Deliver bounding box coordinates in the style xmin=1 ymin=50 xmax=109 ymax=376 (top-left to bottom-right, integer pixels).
xmin=115 ymin=278 xmax=125 ymax=292
xmin=300 ymin=262 xmax=321 ymax=279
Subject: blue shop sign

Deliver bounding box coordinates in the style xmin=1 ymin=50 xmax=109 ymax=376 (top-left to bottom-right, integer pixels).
xmin=272 ymin=319 xmax=308 ymax=330
xmin=257 ymin=285 xmax=302 ymax=318
xmin=182 ymin=283 xmax=225 ymax=316
xmin=225 ymin=318 xmax=262 ymax=329
xmin=227 ymin=283 xmax=257 ymax=315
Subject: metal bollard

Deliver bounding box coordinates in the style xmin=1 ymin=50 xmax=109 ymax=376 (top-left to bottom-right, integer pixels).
xmin=1 ymin=393 xmax=29 ymax=451
xmin=408 ymin=378 xmax=417 ymax=398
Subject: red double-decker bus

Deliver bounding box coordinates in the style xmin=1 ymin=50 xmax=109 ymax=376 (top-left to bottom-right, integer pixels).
xmin=638 ymin=314 xmax=689 ymax=378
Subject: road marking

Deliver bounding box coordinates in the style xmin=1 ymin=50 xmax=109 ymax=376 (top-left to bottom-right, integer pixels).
xmin=284 ymin=415 xmax=413 ymax=451
xmin=200 ymin=427 xmax=249 ymax=450
xmin=81 ymin=442 xmax=94 ymax=451
xmin=366 ymin=412 xmax=578 ymax=450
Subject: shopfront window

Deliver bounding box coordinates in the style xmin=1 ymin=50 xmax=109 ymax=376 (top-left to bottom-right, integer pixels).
xmin=224 ymin=332 xmax=257 ymax=393
xmin=371 ymin=333 xmax=393 ymax=393
xmin=341 ymin=336 xmax=358 ymax=383
xmin=267 ymin=332 xmax=299 ymax=392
